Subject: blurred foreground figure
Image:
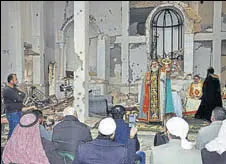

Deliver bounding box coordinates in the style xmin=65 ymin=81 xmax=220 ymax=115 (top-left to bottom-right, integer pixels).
xmin=201 ymin=119 xmax=226 ymax=164
xmin=150 ymin=117 xmax=202 ymax=164
xmin=2 ymin=112 xmax=64 ymax=164
xmin=73 ymin=117 xmax=137 ymax=164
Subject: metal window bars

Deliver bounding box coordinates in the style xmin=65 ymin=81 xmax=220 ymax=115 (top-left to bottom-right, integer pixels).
xmin=150 ymin=8 xmax=184 ymax=60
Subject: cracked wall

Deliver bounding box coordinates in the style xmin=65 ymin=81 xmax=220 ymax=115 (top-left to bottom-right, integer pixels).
xmin=129 ymin=43 xmax=147 ymax=83
xmin=222 ymin=1 xmax=226 ymax=31
xmin=89 ymin=1 xmax=122 ymax=36
xmin=193 ymin=41 xmax=213 ymax=78
xmin=221 ymin=40 xmax=226 ymax=85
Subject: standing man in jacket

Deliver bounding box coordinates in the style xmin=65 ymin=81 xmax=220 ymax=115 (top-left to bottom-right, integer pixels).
xmin=3 ymin=73 xmax=26 ymax=139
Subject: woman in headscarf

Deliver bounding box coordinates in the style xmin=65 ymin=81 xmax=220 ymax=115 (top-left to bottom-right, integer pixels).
xmin=201 ymin=119 xmax=226 ymax=164
xmin=2 ymin=112 xmax=64 ymax=164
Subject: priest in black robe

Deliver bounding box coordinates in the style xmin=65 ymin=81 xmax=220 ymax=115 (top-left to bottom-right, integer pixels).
xmin=195 ymin=67 xmax=223 ymax=121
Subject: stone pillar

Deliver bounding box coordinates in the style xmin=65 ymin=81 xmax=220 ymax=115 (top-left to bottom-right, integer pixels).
xmin=97 ymin=35 xmax=107 ymax=80
xmin=73 ymin=1 xmax=89 ymax=122
xmin=213 ymin=1 xmax=222 ymax=75
xmin=31 ymin=1 xmax=45 ymax=85
xmin=184 ymin=33 xmax=194 ymax=74
xmin=8 ymin=1 xmax=24 ymax=82
xmin=121 ymin=1 xmax=129 ymax=84
xmin=56 ymin=31 xmax=65 ymax=79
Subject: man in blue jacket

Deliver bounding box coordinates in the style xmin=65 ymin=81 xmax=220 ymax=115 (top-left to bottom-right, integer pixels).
xmin=111 ymin=105 xmax=146 ymax=164
xmin=73 ymin=117 xmax=137 ymax=164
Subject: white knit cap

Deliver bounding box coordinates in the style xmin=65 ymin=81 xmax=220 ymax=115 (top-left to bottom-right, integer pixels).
xmin=166 ymin=117 xmax=193 ymax=149
xmin=98 ymin=117 xmax=116 ymax=135
xmin=63 ymin=106 xmax=77 ymax=116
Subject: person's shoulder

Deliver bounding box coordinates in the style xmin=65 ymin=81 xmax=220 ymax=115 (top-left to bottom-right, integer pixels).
xmin=3 ymin=86 xmax=10 ymax=92
xmin=53 ymin=120 xmax=65 ymax=129
xmin=209 ymin=74 xmax=220 ymax=80
xmin=77 ymin=121 xmax=90 ymax=129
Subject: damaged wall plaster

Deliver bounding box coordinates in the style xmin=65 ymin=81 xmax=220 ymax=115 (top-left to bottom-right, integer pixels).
xmin=129 ymin=43 xmax=147 ymax=84
xmin=110 ymin=43 xmax=122 ymax=79
xmin=193 ymin=41 xmax=213 ymax=78
xmin=89 ymin=1 xmax=122 ymax=36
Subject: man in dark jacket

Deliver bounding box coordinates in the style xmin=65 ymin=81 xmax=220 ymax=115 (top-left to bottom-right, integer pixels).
xmin=52 ymin=106 xmax=92 ymax=155
xmin=111 ymin=105 xmax=146 ymax=164
xmin=73 ymin=117 xmax=137 ymax=164
xmin=3 ymin=73 xmax=25 ymax=139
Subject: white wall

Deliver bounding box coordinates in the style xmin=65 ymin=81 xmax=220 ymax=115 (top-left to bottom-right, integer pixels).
xmin=129 ymin=43 xmax=147 ymax=83
xmin=90 ymin=1 xmax=122 ymax=36
xmin=1 ymin=1 xmax=11 ymax=83
xmin=1 ymin=1 xmax=23 ymax=83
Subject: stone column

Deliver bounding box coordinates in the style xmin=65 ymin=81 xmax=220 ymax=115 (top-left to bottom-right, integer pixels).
xmin=8 ymin=1 xmax=24 ymax=82
xmin=73 ymin=1 xmax=89 ymax=122
xmin=30 ymin=1 xmax=45 ymax=86
xmin=184 ymin=33 xmax=194 ymax=74
xmin=121 ymin=1 xmax=130 ymax=84
xmin=97 ymin=35 xmax=107 ymax=80
xmin=56 ymin=31 xmax=65 ymax=79
xmin=213 ymin=1 xmax=222 ymax=75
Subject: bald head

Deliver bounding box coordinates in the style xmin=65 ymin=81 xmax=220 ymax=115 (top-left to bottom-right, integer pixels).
xmin=63 ymin=106 xmax=77 ymax=118
xmin=211 ymin=107 xmax=226 ymax=122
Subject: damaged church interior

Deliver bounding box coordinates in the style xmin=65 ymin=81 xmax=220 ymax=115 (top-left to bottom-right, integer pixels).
xmin=1 ymin=1 xmax=226 ymax=164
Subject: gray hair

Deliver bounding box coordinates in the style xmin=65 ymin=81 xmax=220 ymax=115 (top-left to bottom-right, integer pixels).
xmin=63 ymin=106 xmax=77 ymax=117
xmin=212 ymin=107 xmax=226 ymax=121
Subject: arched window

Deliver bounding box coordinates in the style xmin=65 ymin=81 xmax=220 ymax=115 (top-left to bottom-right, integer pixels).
xmin=150 ymin=8 xmax=184 ymax=59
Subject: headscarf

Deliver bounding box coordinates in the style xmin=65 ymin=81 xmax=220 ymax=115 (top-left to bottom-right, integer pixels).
xmin=166 ymin=117 xmax=194 ymax=150
xmin=2 ymin=112 xmax=50 ymax=164
xmin=205 ymin=119 xmax=226 ymax=155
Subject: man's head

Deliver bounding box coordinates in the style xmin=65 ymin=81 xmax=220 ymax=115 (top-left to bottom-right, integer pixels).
xmin=32 ymin=110 xmax=44 ymax=124
xmin=98 ymin=117 xmax=116 ymax=139
xmin=150 ymin=60 xmax=159 ymax=72
xmin=166 ymin=117 xmax=193 ymax=149
xmin=193 ymin=75 xmax=200 ymax=83
xmin=211 ymin=107 xmax=226 ymax=122
xmin=63 ymin=106 xmax=77 ymax=118
xmin=161 ymin=58 xmax=172 ymax=72
xmin=7 ymin=73 xmax=18 ymax=86
xmin=111 ymin=105 xmax=126 ymax=119
xmin=207 ymin=67 xmax=214 ymax=75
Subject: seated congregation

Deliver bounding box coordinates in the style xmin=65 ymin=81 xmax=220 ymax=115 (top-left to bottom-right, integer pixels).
xmin=1 ymin=106 xmax=226 ymax=164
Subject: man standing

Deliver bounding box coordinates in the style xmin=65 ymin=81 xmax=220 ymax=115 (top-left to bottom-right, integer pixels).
xmin=196 ymin=107 xmax=226 ymax=150
xmin=3 ymin=73 xmax=26 ymax=139
xmin=195 ymin=67 xmax=223 ymax=121
xmin=139 ymin=60 xmax=161 ymax=122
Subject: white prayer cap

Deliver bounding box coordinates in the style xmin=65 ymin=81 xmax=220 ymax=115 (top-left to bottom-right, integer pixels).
xmin=166 ymin=117 xmax=193 ymax=149
xmin=63 ymin=106 xmax=77 ymax=116
xmin=98 ymin=117 xmax=116 ymax=135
